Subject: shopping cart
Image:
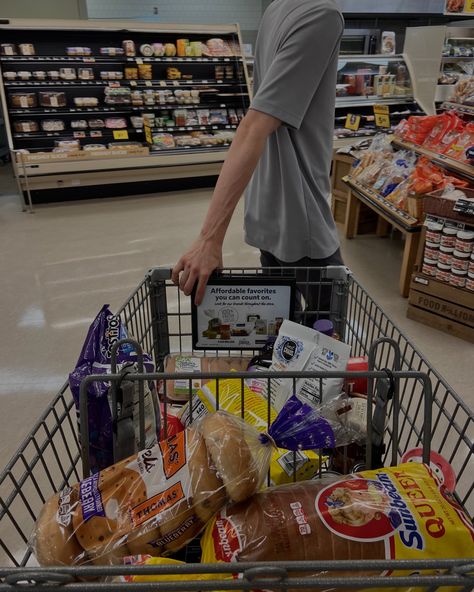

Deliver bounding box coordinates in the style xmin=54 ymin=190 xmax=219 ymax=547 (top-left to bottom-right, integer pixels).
xmin=0 ymin=266 xmax=473 ymax=590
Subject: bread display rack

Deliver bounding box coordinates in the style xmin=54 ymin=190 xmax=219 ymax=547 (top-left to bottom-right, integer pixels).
xmin=0 ymin=19 xmax=251 ymax=207
xmin=0 ymin=266 xmax=473 ymax=589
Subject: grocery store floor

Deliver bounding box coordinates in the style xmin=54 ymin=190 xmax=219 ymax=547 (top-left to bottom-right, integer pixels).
xmin=0 ymin=163 xmax=473 ymax=462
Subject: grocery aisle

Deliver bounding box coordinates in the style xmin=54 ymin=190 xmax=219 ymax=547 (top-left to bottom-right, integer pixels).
xmin=0 ymin=163 xmax=472 ymax=462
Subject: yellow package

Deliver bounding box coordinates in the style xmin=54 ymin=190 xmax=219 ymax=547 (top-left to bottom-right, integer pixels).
xmin=201 ymin=462 xmax=474 ymax=592
xmin=178 ymin=378 xmax=326 ymax=486
xmin=131 ymin=556 xmax=224 ymax=583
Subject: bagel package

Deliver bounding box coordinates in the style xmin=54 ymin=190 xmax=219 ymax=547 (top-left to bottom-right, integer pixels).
xmin=32 ymin=411 xmax=272 ymax=566
xmin=201 ymin=462 xmax=474 ymax=589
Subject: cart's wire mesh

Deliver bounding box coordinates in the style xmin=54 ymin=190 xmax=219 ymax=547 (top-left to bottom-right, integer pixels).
xmin=0 ymin=267 xmax=472 ymax=584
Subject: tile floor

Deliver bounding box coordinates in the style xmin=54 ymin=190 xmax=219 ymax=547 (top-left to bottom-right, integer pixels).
xmin=0 ymin=162 xmax=473 ymax=466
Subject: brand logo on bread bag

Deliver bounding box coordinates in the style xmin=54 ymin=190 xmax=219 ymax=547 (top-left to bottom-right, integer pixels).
xmin=131 ymin=482 xmax=185 ymax=527
xmin=316 ymin=477 xmax=423 ymax=549
xmin=159 ymin=432 xmax=187 ymax=479
xmin=212 ymin=514 xmax=241 ymax=562
xmin=275 ymin=337 xmax=304 ymax=363
xmin=80 ymin=473 xmax=105 ymax=522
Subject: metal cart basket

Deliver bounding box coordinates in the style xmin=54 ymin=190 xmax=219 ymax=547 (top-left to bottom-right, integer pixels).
xmin=0 ymin=266 xmax=473 ymax=591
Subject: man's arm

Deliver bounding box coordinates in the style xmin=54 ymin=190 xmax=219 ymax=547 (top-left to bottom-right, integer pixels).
xmin=171 ymin=108 xmax=281 ymax=304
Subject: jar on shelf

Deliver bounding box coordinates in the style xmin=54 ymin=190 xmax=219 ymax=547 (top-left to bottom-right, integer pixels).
xmin=451 ymin=250 xmax=470 ymax=272
xmin=449 ymin=268 xmax=467 ymax=288
xmin=440 ymin=226 xmax=458 ymax=250
xmin=455 ymin=230 xmax=474 ymax=254
xmin=436 ymin=262 xmax=451 ymax=283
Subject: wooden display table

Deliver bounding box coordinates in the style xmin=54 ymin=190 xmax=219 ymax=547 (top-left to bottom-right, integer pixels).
xmin=344 ymin=177 xmax=422 ymax=297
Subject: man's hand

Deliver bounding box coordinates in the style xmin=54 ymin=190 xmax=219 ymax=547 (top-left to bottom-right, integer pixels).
xmin=172 ymin=237 xmax=223 ymax=305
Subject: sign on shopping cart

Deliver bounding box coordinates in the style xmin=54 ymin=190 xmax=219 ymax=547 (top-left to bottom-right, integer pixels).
xmin=192 ymin=275 xmax=295 ymax=349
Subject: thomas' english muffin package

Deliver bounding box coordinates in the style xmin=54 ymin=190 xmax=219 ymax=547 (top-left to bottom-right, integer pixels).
xmin=32 ymin=411 xmax=272 ymax=566
xmin=201 ymin=462 xmax=474 ymax=591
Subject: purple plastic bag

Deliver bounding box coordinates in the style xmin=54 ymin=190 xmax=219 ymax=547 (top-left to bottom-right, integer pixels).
xmin=69 ymin=305 xmax=158 ymax=474
xmin=262 ymin=393 xmax=367 ymax=451
xmin=265 ymin=395 xmax=336 ymax=450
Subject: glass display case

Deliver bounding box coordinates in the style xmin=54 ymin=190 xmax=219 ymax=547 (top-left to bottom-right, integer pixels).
xmin=435 ymin=27 xmax=474 ymax=103
xmin=0 ymin=18 xmax=251 ymax=205
xmin=336 ymin=55 xmax=413 ymax=104
xmin=334 ymin=55 xmax=421 ymax=144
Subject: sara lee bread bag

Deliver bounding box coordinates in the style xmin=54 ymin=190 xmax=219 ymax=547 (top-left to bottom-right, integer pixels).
xmin=33 ymin=412 xmax=272 ymax=566
xmin=202 ymin=462 xmax=474 ymax=589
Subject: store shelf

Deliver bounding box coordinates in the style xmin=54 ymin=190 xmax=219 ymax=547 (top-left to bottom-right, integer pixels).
xmin=150 ymin=123 xmax=237 ymax=132
xmin=4 ymin=80 xmax=110 ymax=87
xmin=130 ymin=103 xmax=228 ymax=111
xmin=441 ymin=56 xmax=474 ymax=62
xmin=150 ymin=143 xmax=231 ymax=154
xmin=13 ymin=127 xmax=142 ymax=138
xmin=392 ymin=138 xmax=474 ymax=183
xmin=441 ymin=101 xmax=474 ymax=117
xmin=9 ymin=107 xmax=130 ymax=115
xmin=345 ymin=177 xmax=421 ymax=230
xmin=126 ymin=56 xmax=242 ymax=63
xmin=335 ymin=96 xmax=415 ymax=108
xmin=0 ymin=55 xmax=242 ymax=64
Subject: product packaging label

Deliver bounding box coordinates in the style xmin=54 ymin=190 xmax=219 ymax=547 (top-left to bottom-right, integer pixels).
xmin=270 ymin=320 xmax=351 ymax=410
xmin=173 ymin=356 xmax=202 ymax=395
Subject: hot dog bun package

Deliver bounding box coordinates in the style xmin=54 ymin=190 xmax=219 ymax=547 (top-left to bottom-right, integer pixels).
xmin=32 ymin=410 xmax=275 ymax=566
xmin=158 ymin=355 xmax=250 ymax=402
xmin=32 ymin=392 xmax=368 ymax=566
xmin=202 ymin=462 xmax=474 ymax=588
xmin=178 ymin=379 xmax=366 ymax=485
xmin=69 ymin=305 xmax=160 ymax=474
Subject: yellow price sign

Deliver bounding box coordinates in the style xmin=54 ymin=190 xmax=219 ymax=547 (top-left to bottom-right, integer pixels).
xmin=375 ymin=113 xmax=391 ymax=128
xmin=465 ymin=0 xmax=474 ymax=11
xmin=113 ymin=130 xmax=129 ymax=140
xmin=373 ymin=104 xmax=390 ymax=115
xmin=144 ymin=123 xmax=153 ymax=144
xmin=345 ymin=114 xmax=361 ymax=131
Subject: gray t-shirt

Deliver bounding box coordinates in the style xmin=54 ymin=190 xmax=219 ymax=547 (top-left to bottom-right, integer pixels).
xmin=244 ymin=0 xmax=344 ymax=262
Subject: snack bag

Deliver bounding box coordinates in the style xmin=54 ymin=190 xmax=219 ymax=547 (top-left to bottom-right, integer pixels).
xmin=69 ymin=305 xmax=160 ymax=473
xmin=32 ymin=411 xmax=272 ymax=566
xmin=202 ymin=462 xmax=474 ymax=591
xmin=177 ymin=378 xmax=333 ymax=485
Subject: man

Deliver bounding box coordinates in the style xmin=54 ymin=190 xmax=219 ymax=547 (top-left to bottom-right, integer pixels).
xmin=172 ymin=0 xmax=345 ymax=306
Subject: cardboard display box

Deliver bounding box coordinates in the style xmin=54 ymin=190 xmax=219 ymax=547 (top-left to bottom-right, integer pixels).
xmin=407 ymin=272 xmax=474 ymax=343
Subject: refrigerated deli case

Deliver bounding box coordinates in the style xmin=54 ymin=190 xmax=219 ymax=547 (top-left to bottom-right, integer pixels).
xmin=0 ymin=19 xmax=251 ymax=205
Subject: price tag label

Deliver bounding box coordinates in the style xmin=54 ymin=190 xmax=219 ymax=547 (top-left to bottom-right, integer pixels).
xmin=160 ymin=80 xmax=167 ymax=87
xmin=145 ymin=80 xmax=153 ymax=87
xmin=83 ymin=57 xmax=95 ymax=63
xmin=73 ymin=131 xmax=86 ymax=138
xmin=344 ymin=114 xmax=361 ymax=131
xmin=202 ymin=79 xmax=208 ymax=83
xmin=90 ymin=130 xmax=102 ymax=138
xmin=130 ymin=80 xmax=137 ymax=86
xmin=136 ymin=58 xmax=143 ymax=65
xmin=373 ymin=104 xmax=390 ymax=115
xmin=109 ymin=82 xmax=120 ymax=88
xmin=374 ymin=113 xmax=391 ymax=128
xmin=144 ymin=123 xmax=153 ymax=144
xmin=464 ymin=0 xmax=474 ymax=11
xmin=173 ymin=81 xmax=180 ymax=86
xmin=113 ymin=130 xmax=129 ymax=140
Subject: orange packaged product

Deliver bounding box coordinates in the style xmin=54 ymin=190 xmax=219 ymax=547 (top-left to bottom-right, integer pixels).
xmin=422 ymin=112 xmax=463 ymax=151
xmin=444 ymin=123 xmax=474 ymax=162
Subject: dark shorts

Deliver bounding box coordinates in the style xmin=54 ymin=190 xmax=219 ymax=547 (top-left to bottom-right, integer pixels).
xmin=260 ymin=248 xmax=344 ymax=325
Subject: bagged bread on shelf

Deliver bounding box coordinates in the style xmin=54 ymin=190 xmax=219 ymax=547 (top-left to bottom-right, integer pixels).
xmin=201 ymin=462 xmax=474 ymax=589
xmin=32 ymin=411 xmax=271 ymax=566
